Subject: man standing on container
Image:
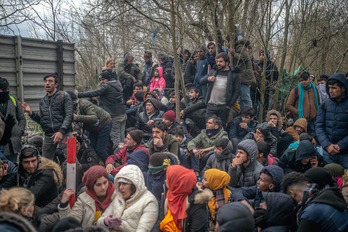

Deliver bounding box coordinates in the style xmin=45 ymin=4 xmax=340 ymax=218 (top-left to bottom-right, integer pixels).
xmin=21 ymin=74 xmax=73 ymax=160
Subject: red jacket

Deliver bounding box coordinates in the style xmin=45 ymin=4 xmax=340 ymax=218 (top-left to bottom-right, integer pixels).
xmin=105 ymin=144 xmax=148 ymax=176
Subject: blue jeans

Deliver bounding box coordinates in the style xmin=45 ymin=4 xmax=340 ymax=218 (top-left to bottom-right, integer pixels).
xmin=89 ymin=122 xmax=112 ymax=162
xmin=239 ymin=84 xmax=253 ymax=110
xmin=322 ymin=149 xmax=348 ymax=169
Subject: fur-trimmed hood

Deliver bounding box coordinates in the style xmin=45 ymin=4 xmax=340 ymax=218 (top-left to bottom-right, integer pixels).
xmin=38 ymin=157 xmax=63 ymax=188
xmin=266 ymin=109 xmax=283 ymax=130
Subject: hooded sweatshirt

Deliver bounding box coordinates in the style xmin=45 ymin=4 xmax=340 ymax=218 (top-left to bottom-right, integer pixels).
xmin=203 ymin=140 xmax=234 ymax=173
xmin=149 ymin=67 xmax=166 ymax=92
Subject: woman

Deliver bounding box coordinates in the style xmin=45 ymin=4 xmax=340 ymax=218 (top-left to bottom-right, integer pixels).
xmin=58 ymin=165 xmax=116 ymax=227
xmin=97 ymin=165 xmax=158 ymax=231
xmin=0 ymin=187 xmax=35 ymax=218
xmin=160 ymin=165 xmax=213 ymax=232
xmin=202 ymin=169 xmax=231 ymax=226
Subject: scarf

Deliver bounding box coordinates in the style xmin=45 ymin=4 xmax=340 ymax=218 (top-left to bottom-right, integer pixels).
xmin=298 ymin=82 xmax=319 ymax=119
xmin=206 ymin=128 xmax=219 ymax=138
xmin=166 ymin=165 xmax=197 ymax=230
xmin=86 ymin=182 xmax=115 ymax=212
xmin=205 ymin=169 xmax=231 ymax=221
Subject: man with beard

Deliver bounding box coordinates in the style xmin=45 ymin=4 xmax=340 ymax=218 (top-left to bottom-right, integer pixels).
xmin=148 ymin=121 xmax=179 ymax=157
xmin=0 ymin=77 xmax=25 ymax=162
xmin=200 ymin=52 xmax=240 ymax=128
xmin=142 ymin=51 xmax=154 ymax=88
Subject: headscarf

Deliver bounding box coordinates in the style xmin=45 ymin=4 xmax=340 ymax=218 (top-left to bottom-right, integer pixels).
xmin=166 ymin=165 xmax=197 ymax=229
xmin=204 ymin=169 xmax=231 ymax=220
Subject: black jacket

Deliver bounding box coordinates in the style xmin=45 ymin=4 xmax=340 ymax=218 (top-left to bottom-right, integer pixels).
xmin=31 ymin=91 xmax=73 ymax=136
xmin=78 ymin=80 xmax=125 ymax=116
xmin=77 ymin=146 xmax=100 ymax=172
xmin=200 ymin=67 xmax=241 ymax=108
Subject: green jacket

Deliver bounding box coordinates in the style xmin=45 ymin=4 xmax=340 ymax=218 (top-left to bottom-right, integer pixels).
xmin=75 ymin=99 xmax=112 ymax=132
xmin=148 ymin=133 xmax=179 ymax=157
xmin=187 ymin=128 xmax=228 ymax=151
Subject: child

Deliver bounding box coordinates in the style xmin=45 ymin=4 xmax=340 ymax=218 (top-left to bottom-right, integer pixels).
xmin=203 ymin=137 xmax=234 ymax=173
xmin=149 ymin=67 xmax=166 ymax=93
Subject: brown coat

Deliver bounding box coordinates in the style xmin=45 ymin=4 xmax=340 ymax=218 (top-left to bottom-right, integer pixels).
xmin=286 ymin=86 xmax=320 ymax=120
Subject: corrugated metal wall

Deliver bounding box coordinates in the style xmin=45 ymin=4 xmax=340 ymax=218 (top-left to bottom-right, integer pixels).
xmin=0 ymin=35 xmax=75 ymax=111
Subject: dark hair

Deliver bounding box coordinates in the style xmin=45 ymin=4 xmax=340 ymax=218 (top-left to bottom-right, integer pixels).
xmin=43 ymin=74 xmax=58 ymax=84
xmin=134 ymin=82 xmax=143 ymax=88
xmin=153 ymin=121 xmax=168 ymax=132
xmin=241 ymin=107 xmax=255 ymax=117
xmin=260 ymin=169 xmax=273 ymax=181
xmin=183 ymin=49 xmax=191 ymax=57
xmin=327 ymin=79 xmax=345 ymax=88
xmin=299 ymin=133 xmax=312 ymax=142
xmin=188 ymin=87 xmax=199 ymax=94
xmin=199 ymin=45 xmax=207 ymax=52
xmin=257 ymin=141 xmax=270 ymax=159
xmin=0 ymin=77 xmax=9 ymax=91
xmin=215 ymin=137 xmax=230 ymax=149
xmin=174 ymin=126 xmax=184 ymax=137
xmin=215 ymin=52 xmax=230 ymax=63
xmin=207 ymin=41 xmax=216 ymax=48
xmin=207 ymin=115 xmax=222 ymax=128
xmin=281 ymin=172 xmax=306 ymax=193
xmin=134 ymin=91 xmax=144 ymax=102
xmin=299 ymin=71 xmax=310 ymax=80
xmin=192 ymin=50 xmax=198 ymax=56
xmin=318 ymin=74 xmax=329 ymax=82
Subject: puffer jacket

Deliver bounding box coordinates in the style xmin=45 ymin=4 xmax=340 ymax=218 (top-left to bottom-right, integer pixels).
xmin=78 ymin=80 xmax=125 ymax=117
xmin=97 ymin=165 xmax=158 ymax=232
xmin=316 ymin=73 xmax=348 ymax=154
xmin=75 ymin=99 xmax=111 ymax=133
xmin=200 ymin=67 xmax=241 ymax=108
xmin=30 ymin=90 xmax=73 ymax=136
xmin=228 ymin=139 xmax=264 ymax=188
xmin=183 ymin=59 xmax=196 ymax=84
xmin=233 ymin=40 xmax=256 ymax=85
xmin=17 ymin=157 xmax=63 ymax=207
xmin=203 ymin=141 xmax=234 ymax=173
xmin=187 ymin=128 xmax=228 ymax=152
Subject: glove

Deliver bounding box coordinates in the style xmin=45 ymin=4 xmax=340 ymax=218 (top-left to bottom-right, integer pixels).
xmin=104 ymin=215 xmax=122 ymax=229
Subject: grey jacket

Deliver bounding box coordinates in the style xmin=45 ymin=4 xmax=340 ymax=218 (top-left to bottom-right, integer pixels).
xmin=31 ymin=90 xmax=73 ymax=136
xmin=203 ymin=141 xmax=234 ymax=173
xmin=78 ymin=80 xmax=125 ymax=116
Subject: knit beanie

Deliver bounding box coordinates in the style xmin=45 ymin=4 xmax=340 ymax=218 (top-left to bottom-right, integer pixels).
xmin=128 ymin=129 xmax=144 ymax=145
xmin=324 ymin=163 xmax=344 ymax=177
xmin=293 ymin=118 xmax=308 ymax=132
xmin=163 ymin=110 xmax=175 ymax=122
xmin=304 ymin=167 xmax=335 ymax=189
xmin=82 ymin=165 xmax=108 ymax=191
xmin=215 ymin=137 xmax=230 ymax=150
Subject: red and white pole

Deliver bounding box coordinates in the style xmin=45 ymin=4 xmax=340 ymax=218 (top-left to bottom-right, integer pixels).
xmin=66 ymin=137 xmax=77 ymax=208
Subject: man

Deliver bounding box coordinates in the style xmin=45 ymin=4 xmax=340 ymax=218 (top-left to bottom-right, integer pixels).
xmin=200 ymin=52 xmax=241 ymax=128
xmin=286 ymin=71 xmax=320 ymax=135
xmin=117 ymin=53 xmax=141 ymax=101
xmin=265 ymin=109 xmax=284 ymax=141
xmin=142 ymin=51 xmax=154 ymax=87
xmin=194 ymin=46 xmax=208 ymax=97
xmin=0 ymin=77 xmax=26 ymax=162
xmin=157 ymin=53 xmax=174 ymax=91
xmin=78 ymin=69 xmax=126 ymax=150
xmin=0 ymin=158 xmax=17 ymax=190
xmin=135 ymin=98 xmax=164 ymax=142
xmin=17 ymin=145 xmax=63 ymax=207
xmin=22 ymin=74 xmax=73 ymax=160
xmin=206 ymin=41 xmax=217 ymax=71
xmin=317 ymin=74 xmax=329 ymax=103
xmin=231 ymin=165 xmax=284 ymax=208
xmin=148 ymin=121 xmax=179 ymax=157
xmin=67 ymin=91 xmax=112 ymax=162
xmin=182 ymin=49 xmax=196 ymax=85
xmin=75 ymin=135 xmax=99 ymax=172
xmin=228 ymin=139 xmax=264 ymax=188
xmin=126 ymin=82 xmax=143 ymax=107
xmin=162 ymin=110 xmax=178 ymax=135
xmin=180 ymin=87 xmax=206 ymax=137
xmin=230 ymin=40 xmax=255 ymax=109
xmin=316 ymin=73 xmax=348 ymax=168
xmin=187 ymin=116 xmax=228 ymax=159
xmin=105 ymin=129 xmax=147 ymax=176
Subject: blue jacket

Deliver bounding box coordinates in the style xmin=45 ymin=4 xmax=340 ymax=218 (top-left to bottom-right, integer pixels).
xmin=316 ymin=73 xmax=348 ymax=153
xmin=143 ymin=171 xmax=166 ymax=205
xmin=194 ymin=56 xmax=208 ymax=88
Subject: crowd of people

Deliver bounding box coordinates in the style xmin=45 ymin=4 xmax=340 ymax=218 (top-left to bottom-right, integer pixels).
xmin=0 ymin=39 xmax=348 ymax=232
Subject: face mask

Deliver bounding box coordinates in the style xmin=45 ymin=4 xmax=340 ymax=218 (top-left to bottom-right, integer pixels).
xmin=0 ymin=91 xmax=9 ymax=103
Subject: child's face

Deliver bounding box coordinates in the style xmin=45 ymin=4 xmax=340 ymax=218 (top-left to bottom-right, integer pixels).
xmin=175 ymin=134 xmax=183 ymax=143
xmin=242 ymin=115 xmax=252 ymax=123
xmin=154 ymin=70 xmax=159 ymax=77
xmin=170 ymin=96 xmax=176 ymax=103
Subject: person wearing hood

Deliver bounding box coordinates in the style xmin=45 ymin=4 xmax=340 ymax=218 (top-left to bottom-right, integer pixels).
xmin=188 ymin=115 xmax=228 ymax=160
xmin=316 ymin=73 xmax=348 ymax=169
xmin=59 ymin=165 xmax=116 ymax=228
xmin=244 ymin=122 xmax=278 ymax=156
xmin=231 ymin=165 xmax=284 ymax=209
xmin=127 ymin=150 xmax=149 ymax=173
xmin=265 ymin=109 xmax=285 ymax=141
xmin=280 ymin=138 xmax=325 ymax=174
xmin=148 ymin=121 xmax=179 ymax=157
xmin=160 ymin=165 xmax=213 ymax=231
xmin=67 ymin=91 xmax=112 ymax=162
xmin=286 ymin=71 xmax=320 ymax=135
xmin=215 ymin=202 xmax=255 ymax=232
xmin=228 ymin=139 xmax=264 ymax=188
xmin=201 ymin=169 xmax=231 ymax=229
xmin=149 ymin=66 xmax=166 ymax=93
xmin=135 ymin=98 xmax=164 ymax=142
xmin=254 ymin=192 xmax=297 ymax=232
xmin=230 ymin=40 xmax=255 ymax=109
xmin=97 ymin=165 xmax=158 ymax=231
xmin=297 ymin=167 xmax=348 ymax=232
xmin=180 ymin=87 xmax=206 ymax=137
xmin=16 ymin=145 xmax=63 ymax=208
xmin=203 ymin=137 xmax=234 ymax=174
xmin=78 ymin=69 xmax=127 ymax=150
